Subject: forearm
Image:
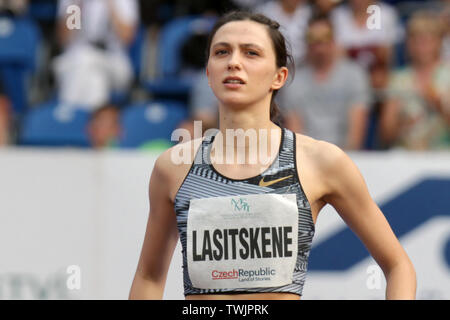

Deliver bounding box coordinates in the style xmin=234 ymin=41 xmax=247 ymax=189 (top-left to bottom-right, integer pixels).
xmin=384 ymin=261 xmax=416 ymax=300
xmin=129 ymin=272 xmax=165 ymax=300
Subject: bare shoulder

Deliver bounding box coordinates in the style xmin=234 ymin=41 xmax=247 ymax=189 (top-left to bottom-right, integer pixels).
xmin=294 ymin=133 xmax=352 ymax=196
xmin=153 ymin=136 xmax=205 ymax=202
xmin=295 ymin=133 xmax=369 ymax=202
xmin=294 ymin=133 xmax=346 ymax=172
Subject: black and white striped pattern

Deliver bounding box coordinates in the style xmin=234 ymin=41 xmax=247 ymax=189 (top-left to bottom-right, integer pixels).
xmin=174 ymin=127 xmax=315 ymax=297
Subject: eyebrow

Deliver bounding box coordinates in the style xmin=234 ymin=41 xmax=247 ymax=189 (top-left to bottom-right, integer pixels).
xmin=211 ymin=42 xmax=264 ymax=51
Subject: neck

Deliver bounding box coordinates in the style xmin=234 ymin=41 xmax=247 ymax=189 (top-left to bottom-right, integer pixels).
xmin=217 ymin=102 xmax=280 ymax=140
xmin=211 ymin=99 xmax=282 ymax=166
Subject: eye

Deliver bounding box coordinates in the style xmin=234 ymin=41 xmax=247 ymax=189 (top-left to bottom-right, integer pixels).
xmin=246 ymin=50 xmax=259 ymax=56
xmin=215 ymin=49 xmax=228 ymax=56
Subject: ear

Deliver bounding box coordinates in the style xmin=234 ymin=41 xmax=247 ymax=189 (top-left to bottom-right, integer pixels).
xmin=271 ymin=66 xmax=288 ymax=91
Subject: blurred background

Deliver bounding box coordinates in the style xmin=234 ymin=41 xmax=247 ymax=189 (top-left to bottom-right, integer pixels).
xmin=0 ymin=0 xmax=449 ymax=299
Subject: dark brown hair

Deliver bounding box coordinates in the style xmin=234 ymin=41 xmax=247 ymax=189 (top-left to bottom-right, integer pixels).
xmin=205 ymin=11 xmax=295 ymax=126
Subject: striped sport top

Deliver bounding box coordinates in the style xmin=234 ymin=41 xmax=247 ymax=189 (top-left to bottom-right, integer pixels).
xmin=174 ymin=126 xmax=315 ymax=297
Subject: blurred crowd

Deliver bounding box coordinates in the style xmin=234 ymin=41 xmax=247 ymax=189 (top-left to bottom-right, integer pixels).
xmin=0 ymin=0 xmax=449 ymax=151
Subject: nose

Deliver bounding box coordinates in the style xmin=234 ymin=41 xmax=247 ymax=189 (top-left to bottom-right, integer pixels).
xmin=227 ymin=52 xmax=241 ymax=71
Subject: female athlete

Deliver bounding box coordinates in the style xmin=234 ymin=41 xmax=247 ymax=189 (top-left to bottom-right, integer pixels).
xmin=129 ymin=11 xmax=416 ymax=300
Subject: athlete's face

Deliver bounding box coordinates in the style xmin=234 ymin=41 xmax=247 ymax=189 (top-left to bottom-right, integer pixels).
xmin=206 ymin=20 xmax=287 ymax=109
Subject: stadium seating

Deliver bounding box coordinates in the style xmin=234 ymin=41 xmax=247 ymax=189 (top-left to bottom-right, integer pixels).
xmin=27 ymin=0 xmax=57 ymax=22
xmin=143 ymin=15 xmax=216 ymax=97
xmin=119 ymin=100 xmax=188 ymax=148
xmin=0 ymin=15 xmax=41 ymax=114
xmin=129 ymin=24 xmax=147 ymax=82
xmin=20 ymin=101 xmax=91 ymax=147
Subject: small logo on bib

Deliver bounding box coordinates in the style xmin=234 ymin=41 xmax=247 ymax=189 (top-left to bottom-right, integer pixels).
xmin=231 ymin=197 xmax=250 ymax=212
xmin=212 ymin=268 xmax=276 ymax=283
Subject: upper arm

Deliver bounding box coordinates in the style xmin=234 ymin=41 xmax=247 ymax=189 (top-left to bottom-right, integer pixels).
xmin=320 ymin=142 xmax=409 ymax=272
xmin=134 ymin=151 xmax=179 ymax=283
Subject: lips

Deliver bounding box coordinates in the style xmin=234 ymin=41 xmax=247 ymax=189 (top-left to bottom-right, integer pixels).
xmin=223 ymin=76 xmax=246 ymax=90
xmin=223 ymin=76 xmax=246 ymax=84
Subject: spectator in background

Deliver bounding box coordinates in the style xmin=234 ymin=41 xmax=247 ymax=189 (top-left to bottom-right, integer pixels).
xmin=311 ymin=0 xmax=340 ymax=17
xmin=255 ymin=0 xmax=311 ymax=65
xmin=331 ymin=0 xmax=403 ymax=69
xmin=380 ymin=11 xmax=450 ymax=150
xmin=53 ymin=0 xmax=139 ymax=110
xmin=279 ymin=15 xmax=371 ymax=150
xmin=87 ymin=104 xmax=121 ymax=149
xmin=330 ymin=0 xmax=403 ymax=150
xmin=180 ymin=27 xmax=212 ymax=77
xmin=365 ymin=59 xmax=391 ymax=149
xmin=178 ymin=72 xmax=218 ymax=139
xmin=178 ymin=25 xmax=218 ymax=139
xmin=0 ymin=0 xmax=28 ymax=16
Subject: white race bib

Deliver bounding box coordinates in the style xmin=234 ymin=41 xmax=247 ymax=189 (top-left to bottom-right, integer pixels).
xmin=187 ymin=193 xmax=298 ymax=289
